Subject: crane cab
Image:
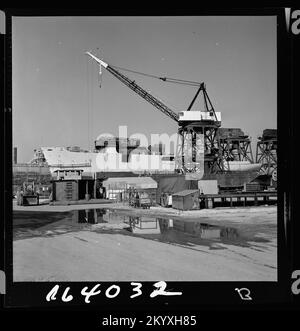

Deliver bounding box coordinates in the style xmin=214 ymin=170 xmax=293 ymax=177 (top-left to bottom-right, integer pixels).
xmin=178 ymin=111 xmax=222 ymax=126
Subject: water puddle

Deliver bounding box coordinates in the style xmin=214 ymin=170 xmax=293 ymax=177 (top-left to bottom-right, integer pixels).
xmin=14 ymin=208 xmax=255 ymax=247
xmin=72 ymin=209 xmax=239 ymax=239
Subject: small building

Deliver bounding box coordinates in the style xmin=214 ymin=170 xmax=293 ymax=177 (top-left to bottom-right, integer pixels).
xmin=198 ymin=180 xmax=218 ymax=194
xmin=51 ymin=169 xmax=95 ymax=202
xmin=102 ymin=176 xmax=157 ymax=204
xmin=172 ymin=189 xmax=200 ymax=211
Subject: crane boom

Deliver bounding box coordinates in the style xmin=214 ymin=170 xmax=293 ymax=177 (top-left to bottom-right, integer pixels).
xmin=85 ymin=52 xmax=179 ymax=123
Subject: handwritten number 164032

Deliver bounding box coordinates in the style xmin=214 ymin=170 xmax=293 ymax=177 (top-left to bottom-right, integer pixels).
xmin=46 ymin=281 xmax=182 ymax=303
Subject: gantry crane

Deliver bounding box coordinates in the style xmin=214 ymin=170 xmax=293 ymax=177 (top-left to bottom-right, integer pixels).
xmin=86 ymin=51 xmax=222 ymax=177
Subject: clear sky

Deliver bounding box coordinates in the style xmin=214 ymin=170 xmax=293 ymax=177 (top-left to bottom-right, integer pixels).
xmin=12 ymin=16 xmax=277 ymax=163
xmin=0 ymin=11 xmax=5 ymax=34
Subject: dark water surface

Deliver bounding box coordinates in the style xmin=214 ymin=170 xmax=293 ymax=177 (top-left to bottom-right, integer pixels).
xmin=13 ymin=208 xmax=273 ymax=248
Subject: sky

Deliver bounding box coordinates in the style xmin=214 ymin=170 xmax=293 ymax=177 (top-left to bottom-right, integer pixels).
xmin=0 ymin=11 xmax=4 ymax=33
xmin=12 ymin=16 xmax=277 ymax=163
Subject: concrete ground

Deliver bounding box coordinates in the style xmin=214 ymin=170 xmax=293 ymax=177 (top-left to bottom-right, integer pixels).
xmin=13 ymin=201 xmax=277 ymax=281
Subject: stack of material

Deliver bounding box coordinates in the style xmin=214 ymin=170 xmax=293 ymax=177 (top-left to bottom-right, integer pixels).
xmin=218 ymin=128 xmax=247 ymax=139
xmin=244 ymin=182 xmax=264 ymax=192
xmin=262 ymin=129 xmax=277 ymax=140
xmin=95 ymin=136 xmax=140 ymax=150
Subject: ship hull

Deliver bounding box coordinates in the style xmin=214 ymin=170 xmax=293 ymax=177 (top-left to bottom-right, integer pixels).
xmin=35 ymin=147 xmax=261 ymax=190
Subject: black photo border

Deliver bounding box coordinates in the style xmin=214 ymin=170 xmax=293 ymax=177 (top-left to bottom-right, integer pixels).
xmin=1 ymin=7 xmax=299 ymax=313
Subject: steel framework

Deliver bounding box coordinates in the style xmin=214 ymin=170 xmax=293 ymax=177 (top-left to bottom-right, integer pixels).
xmin=176 ymin=123 xmax=222 ymax=176
xmin=86 ymin=52 xmax=222 ymax=175
xmin=176 ymin=83 xmax=222 ymax=175
xmin=218 ymin=136 xmax=254 ymax=170
xmin=256 ymin=136 xmax=277 ymax=176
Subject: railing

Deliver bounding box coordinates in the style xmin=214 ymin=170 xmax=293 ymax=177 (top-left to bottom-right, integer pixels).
xmin=200 ymin=191 xmax=277 ymax=208
xmin=50 ymin=163 xmax=91 ymax=168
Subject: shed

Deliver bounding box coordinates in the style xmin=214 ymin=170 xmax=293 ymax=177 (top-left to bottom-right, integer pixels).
xmin=52 ymin=180 xmax=79 ymax=202
xmin=102 ymin=176 xmax=157 ymax=189
xmin=151 ymin=173 xmax=198 ymax=204
xmin=198 ymin=180 xmax=218 ymax=194
xmin=172 ymin=189 xmax=200 ymax=210
xmin=102 ymin=176 xmax=157 ymax=204
xmin=52 ymin=178 xmax=95 ymax=202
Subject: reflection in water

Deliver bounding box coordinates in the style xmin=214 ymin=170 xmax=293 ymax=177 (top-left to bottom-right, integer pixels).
xmin=127 ymin=217 xmax=161 ymax=234
xmin=14 ymin=207 xmax=265 ymax=248
xmin=73 ymin=209 xmax=130 ymax=224
xmin=71 ymin=208 xmax=240 ymax=243
xmin=73 ymin=209 xmax=107 ymax=224
xmin=125 ymin=216 xmax=239 ymax=241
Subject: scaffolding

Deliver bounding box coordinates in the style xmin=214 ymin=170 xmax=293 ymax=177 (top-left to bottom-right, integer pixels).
xmin=256 ymin=129 xmax=277 ymax=176
xmin=176 ymin=123 xmax=222 ymax=178
xmin=218 ymin=128 xmax=254 ymax=171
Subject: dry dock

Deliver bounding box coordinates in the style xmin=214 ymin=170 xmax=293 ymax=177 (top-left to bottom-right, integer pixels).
xmin=13 ymin=202 xmax=277 ymax=281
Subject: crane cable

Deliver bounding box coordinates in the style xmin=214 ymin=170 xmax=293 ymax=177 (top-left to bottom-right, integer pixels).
xmin=105 ymin=63 xmax=182 ymax=112
xmin=109 ymin=64 xmax=202 ymax=112
xmin=86 ymin=55 xmax=95 ymax=151
xmin=110 ymin=64 xmax=202 ymax=87
xmin=90 ymin=57 xmax=208 ymax=119
xmin=90 ymin=60 xmax=94 ymax=151
xmin=86 ymin=55 xmax=90 ymax=150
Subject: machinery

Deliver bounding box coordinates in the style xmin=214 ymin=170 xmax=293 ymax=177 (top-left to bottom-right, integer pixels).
xmin=86 ymin=52 xmax=221 ymax=178
xmin=17 ymin=181 xmax=39 ymax=206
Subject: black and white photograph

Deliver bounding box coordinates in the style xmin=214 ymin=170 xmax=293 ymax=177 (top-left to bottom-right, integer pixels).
xmin=3 ymin=9 xmax=300 ymax=316
xmin=10 ymin=14 xmax=278 ymax=282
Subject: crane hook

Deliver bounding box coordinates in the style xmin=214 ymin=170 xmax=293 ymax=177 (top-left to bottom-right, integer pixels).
xmin=98 ymin=63 xmax=102 ymax=88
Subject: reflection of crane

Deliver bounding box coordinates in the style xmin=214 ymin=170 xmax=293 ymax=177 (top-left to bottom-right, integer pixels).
xmin=86 ymin=51 xmax=222 ymax=176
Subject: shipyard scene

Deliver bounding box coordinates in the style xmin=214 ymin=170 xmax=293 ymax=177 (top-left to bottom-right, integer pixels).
xmin=12 ymin=16 xmax=277 ymax=281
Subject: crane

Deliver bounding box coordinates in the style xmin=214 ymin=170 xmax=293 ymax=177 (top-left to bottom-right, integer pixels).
xmin=86 ymin=52 xmax=220 ymax=124
xmin=86 ymin=51 xmax=222 ymax=174
xmin=85 ymin=52 xmax=179 ymax=123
